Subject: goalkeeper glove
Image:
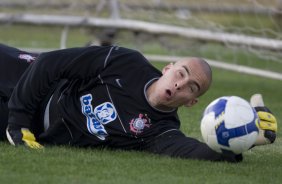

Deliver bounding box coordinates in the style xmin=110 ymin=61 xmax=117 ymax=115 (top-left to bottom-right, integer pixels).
xmin=6 ymin=125 xmax=44 ymax=149
xmin=250 ymin=94 xmax=278 ymax=146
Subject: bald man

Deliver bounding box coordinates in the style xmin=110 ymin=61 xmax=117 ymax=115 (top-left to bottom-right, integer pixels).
xmin=0 ymin=44 xmax=245 ymax=162
xmin=147 ymin=58 xmax=212 ymax=111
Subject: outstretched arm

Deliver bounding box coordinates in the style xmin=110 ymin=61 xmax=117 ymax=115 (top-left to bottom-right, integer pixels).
xmin=8 ymin=46 xmax=112 ymax=129
xmin=7 ymin=46 xmax=115 ymax=148
xmin=144 ymin=130 xmax=242 ymax=163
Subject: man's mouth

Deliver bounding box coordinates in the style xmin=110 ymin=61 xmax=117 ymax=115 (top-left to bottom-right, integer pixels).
xmin=165 ymin=89 xmax=172 ymax=99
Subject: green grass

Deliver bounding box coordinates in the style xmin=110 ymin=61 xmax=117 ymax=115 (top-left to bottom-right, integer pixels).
xmin=0 ymin=64 xmax=281 ymax=184
xmin=0 ymin=140 xmax=281 ymax=184
xmin=0 ymin=25 xmax=92 ymax=48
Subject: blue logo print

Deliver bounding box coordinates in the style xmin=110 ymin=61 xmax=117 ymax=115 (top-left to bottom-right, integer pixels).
xmin=80 ymin=94 xmax=117 ymax=140
xmin=94 ymin=102 xmax=117 ymax=124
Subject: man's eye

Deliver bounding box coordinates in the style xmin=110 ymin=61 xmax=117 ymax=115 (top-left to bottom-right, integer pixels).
xmin=190 ymin=87 xmax=194 ymax=92
xmin=179 ymin=71 xmax=184 ymax=77
xmin=189 ymin=85 xmax=197 ymax=93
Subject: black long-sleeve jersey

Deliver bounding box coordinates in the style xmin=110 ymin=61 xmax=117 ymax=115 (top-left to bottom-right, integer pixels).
xmin=8 ymin=45 xmax=181 ymax=149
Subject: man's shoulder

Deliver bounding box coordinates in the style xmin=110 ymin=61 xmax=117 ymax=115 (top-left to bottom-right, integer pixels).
xmin=112 ymin=46 xmax=144 ymax=57
xmin=102 ymin=46 xmax=149 ymax=65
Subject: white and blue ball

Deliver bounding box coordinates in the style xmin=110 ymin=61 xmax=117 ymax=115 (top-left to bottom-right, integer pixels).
xmin=201 ymin=96 xmax=259 ymax=154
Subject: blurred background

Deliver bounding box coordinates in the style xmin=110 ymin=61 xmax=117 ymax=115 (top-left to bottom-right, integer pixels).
xmin=0 ymin=0 xmax=282 ymax=79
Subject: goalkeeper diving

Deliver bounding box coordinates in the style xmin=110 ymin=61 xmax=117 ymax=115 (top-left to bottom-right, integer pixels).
xmin=0 ymin=43 xmax=278 ymax=162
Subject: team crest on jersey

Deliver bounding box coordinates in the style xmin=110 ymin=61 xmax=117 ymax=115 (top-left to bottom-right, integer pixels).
xmin=80 ymin=94 xmax=117 ymax=140
xmin=129 ymin=114 xmax=151 ymax=135
xmin=18 ymin=54 xmax=36 ymax=63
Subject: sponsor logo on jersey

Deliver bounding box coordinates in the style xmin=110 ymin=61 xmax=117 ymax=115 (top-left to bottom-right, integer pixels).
xmin=18 ymin=54 xmax=36 ymax=63
xmin=80 ymin=94 xmax=117 ymax=140
xmin=129 ymin=114 xmax=151 ymax=135
xmin=94 ymin=102 xmax=117 ymax=124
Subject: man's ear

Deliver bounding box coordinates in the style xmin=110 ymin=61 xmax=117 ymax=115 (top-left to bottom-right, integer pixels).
xmin=162 ymin=63 xmax=173 ymax=74
xmin=184 ymin=98 xmax=198 ymax=107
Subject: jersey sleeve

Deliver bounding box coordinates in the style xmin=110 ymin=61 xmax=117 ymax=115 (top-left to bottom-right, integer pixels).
xmin=8 ymin=46 xmax=115 ymax=128
xmin=145 ymin=130 xmax=243 ymax=162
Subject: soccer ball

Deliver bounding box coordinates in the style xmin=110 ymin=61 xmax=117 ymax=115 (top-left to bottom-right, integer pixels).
xmin=200 ymin=96 xmax=259 ymax=154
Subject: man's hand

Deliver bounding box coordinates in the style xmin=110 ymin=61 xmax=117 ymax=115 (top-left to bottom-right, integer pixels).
xmin=250 ymin=94 xmax=278 ymax=146
xmin=6 ymin=126 xmax=44 ymax=149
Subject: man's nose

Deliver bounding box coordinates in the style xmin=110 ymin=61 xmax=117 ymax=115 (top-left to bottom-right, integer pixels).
xmin=175 ymin=83 xmax=181 ymax=90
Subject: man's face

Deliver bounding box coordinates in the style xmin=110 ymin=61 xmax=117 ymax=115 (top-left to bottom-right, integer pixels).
xmin=153 ymin=59 xmax=211 ymax=108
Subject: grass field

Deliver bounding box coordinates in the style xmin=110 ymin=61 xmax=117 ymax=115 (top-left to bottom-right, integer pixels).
xmin=0 ymin=65 xmax=281 ymax=184
xmin=0 ymin=3 xmax=282 ymax=182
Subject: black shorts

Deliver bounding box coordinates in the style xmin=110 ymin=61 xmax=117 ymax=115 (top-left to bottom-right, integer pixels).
xmin=0 ymin=44 xmax=38 ymax=98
